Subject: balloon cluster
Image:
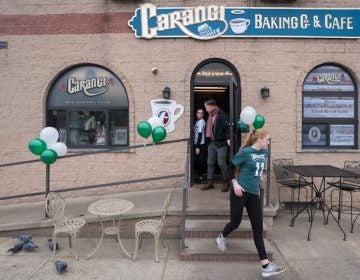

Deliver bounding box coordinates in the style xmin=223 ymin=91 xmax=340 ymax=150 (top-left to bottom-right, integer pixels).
xmin=137 ymin=116 xmax=166 ymax=144
xmin=237 ymin=106 xmax=265 ymax=133
xmin=28 ymin=127 xmax=68 ymax=164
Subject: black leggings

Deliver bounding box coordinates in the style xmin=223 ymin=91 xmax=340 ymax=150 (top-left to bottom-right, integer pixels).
xmin=222 ymin=188 xmax=268 ymax=260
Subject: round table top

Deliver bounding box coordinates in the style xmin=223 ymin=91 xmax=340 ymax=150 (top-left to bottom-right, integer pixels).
xmin=88 ymin=198 xmax=134 ymax=216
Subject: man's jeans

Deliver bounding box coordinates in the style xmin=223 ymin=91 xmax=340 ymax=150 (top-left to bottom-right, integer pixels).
xmin=207 ymin=141 xmax=230 ymax=181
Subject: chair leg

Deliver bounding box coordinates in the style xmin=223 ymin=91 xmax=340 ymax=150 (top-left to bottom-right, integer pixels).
xmin=132 ymin=232 xmax=140 ymax=261
xmin=138 ymin=235 xmax=143 ymax=249
xmin=51 ymin=233 xmax=57 ymax=262
xmin=278 ymin=185 xmax=284 ymax=208
xmin=154 ymin=234 xmax=159 ymax=263
xmin=160 ymin=231 xmax=166 ymax=248
xmin=68 ymin=235 xmax=72 ymax=248
xmin=73 ymin=234 xmax=79 ymax=261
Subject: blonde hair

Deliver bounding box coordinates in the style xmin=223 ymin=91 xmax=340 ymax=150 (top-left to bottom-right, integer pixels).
xmin=234 ymin=128 xmax=269 ymax=176
xmin=240 ymin=128 xmax=269 ymax=150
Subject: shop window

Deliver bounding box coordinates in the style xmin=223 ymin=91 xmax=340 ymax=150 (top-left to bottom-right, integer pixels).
xmin=46 ymin=64 xmax=129 ymax=148
xmin=302 ymin=64 xmax=357 ymax=149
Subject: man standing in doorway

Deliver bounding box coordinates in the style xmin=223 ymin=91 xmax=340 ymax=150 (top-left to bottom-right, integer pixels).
xmin=201 ymin=98 xmax=231 ymax=192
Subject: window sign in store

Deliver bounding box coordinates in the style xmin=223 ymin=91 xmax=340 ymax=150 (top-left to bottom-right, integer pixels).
xmin=303 ymin=96 xmax=354 ymax=118
xmin=48 ymin=65 xmax=128 ymax=109
xmin=128 ymin=4 xmax=360 ymax=40
xmin=302 ymin=125 xmax=327 ymax=147
xmin=330 ymin=125 xmax=354 ymax=146
xmin=303 ymin=65 xmax=355 ymax=92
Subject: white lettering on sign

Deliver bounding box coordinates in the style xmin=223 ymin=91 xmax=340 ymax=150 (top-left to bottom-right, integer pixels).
xmin=140 ymin=3 xmax=226 ymax=40
xmin=317 ymin=73 xmax=343 ymax=85
xmin=254 ymin=14 xmax=310 ymax=29
xmin=325 ymin=14 xmax=353 ymax=30
xmin=67 ymin=77 xmax=108 ymax=96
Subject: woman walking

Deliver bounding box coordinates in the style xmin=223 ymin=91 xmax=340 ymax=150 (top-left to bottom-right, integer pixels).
xmin=216 ymin=129 xmax=286 ymax=278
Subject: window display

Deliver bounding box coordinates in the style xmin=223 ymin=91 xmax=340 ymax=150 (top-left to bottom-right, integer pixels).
xmin=46 ymin=64 xmax=129 ymax=148
xmin=302 ymin=64 xmax=357 ymax=149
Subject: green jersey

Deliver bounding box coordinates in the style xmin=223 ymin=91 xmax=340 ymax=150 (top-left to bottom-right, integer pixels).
xmin=232 ymin=146 xmax=268 ymax=196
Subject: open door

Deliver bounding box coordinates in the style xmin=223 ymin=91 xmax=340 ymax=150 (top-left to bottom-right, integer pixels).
xmin=191 ymin=60 xmax=240 ymax=185
xmin=228 ymin=76 xmax=239 ymax=158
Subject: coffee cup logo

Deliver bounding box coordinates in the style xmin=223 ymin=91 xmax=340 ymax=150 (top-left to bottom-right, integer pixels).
xmin=151 ymin=99 xmax=184 ymax=132
xmin=230 ymin=18 xmax=250 ymax=34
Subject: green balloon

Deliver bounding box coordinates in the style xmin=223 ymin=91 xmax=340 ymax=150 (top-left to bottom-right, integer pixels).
xmin=137 ymin=121 xmax=152 ymax=139
xmin=40 ymin=149 xmax=58 ymax=165
xmin=253 ymin=115 xmax=265 ymax=129
xmin=152 ymin=126 xmax=166 ymax=144
xmin=28 ymin=138 xmax=47 ymax=155
xmin=236 ymin=119 xmax=249 ymax=133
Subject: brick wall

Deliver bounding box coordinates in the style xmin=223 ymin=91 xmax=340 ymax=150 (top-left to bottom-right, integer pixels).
xmin=0 ymin=0 xmax=359 ymax=204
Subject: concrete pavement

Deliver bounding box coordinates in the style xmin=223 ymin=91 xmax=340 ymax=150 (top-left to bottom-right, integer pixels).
xmin=0 ymin=187 xmax=359 ymax=279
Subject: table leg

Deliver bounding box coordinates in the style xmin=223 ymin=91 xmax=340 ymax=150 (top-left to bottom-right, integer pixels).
xmin=87 ymin=216 xmax=105 ymax=260
xmin=117 ymin=218 xmax=131 ymax=259
xmin=307 ymin=186 xmax=317 ymax=241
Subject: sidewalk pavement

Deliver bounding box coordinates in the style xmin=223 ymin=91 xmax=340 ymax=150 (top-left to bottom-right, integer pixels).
xmin=0 ymin=188 xmax=360 ymax=279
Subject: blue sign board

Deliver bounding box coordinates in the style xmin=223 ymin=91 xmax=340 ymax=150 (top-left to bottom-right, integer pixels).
xmin=128 ymin=4 xmax=360 ymax=40
xmin=0 ymin=41 xmax=8 ymax=49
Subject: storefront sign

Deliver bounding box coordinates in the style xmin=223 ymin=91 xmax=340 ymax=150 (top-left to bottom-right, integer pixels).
xmin=48 ymin=65 xmax=128 ymax=108
xmin=128 ymin=4 xmax=359 ymax=40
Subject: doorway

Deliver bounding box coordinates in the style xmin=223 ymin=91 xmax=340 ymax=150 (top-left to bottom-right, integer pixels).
xmin=190 ymin=59 xmax=241 ymax=185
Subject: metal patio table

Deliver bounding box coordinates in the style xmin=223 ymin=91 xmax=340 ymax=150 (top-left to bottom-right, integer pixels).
xmin=86 ymin=198 xmax=134 ymax=259
xmin=283 ymin=165 xmax=359 ymax=241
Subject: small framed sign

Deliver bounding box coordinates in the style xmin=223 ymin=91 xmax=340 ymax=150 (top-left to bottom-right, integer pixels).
xmin=113 ymin=128 xmax=127 ymax=145
xmin=0 ymin=41 xmax=8 ymax=49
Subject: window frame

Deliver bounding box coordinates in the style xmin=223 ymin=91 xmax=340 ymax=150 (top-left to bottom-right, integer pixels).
xmin=302 ymin=64 xmax=358 ymax=149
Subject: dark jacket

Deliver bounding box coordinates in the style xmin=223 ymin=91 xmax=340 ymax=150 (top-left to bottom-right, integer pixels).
xmin=213 ymin=109 xmax=230 ymax=147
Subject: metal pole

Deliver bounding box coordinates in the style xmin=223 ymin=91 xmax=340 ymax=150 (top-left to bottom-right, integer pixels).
xmin=266 ymin=138 xmax=271 ymax=207
xmin=45 ymin=164 xmax=50 ymax=218
xmin=181 ymin=139 xmax=190 ymax=250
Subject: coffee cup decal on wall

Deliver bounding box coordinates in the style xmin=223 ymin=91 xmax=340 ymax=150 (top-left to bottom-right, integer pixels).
xmin=229 ymin=10 xmax=250 ymax=35
xmin=151 ymin=99 xmax=184 ymax=132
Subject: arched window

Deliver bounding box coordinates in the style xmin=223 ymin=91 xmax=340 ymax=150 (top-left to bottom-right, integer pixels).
xmin=302 ymin=64 xmax=357 ymax=149
xmin=46 ymin=64 xmax=129 ymax=148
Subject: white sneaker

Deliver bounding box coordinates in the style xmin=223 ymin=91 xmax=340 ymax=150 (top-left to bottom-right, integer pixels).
xmin=261 ymin=262 xmax=286 ymax=278
xmin=216 ymin=233 xmax=227 ymax=252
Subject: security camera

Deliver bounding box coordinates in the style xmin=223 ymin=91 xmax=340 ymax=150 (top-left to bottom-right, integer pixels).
xmin=152 ymin=68 xmax=158 ymax=74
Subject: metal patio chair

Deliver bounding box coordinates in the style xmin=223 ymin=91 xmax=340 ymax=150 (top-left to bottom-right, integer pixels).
xmin=272 ymin=159 xmax=311 ymax=221
xmin=45 ymin=192 xmax=86 ymax=261
xmin=327 ymin=161 xmax=360 ymax=233
xmin=132 ymin=193 xmax=172 ymax=263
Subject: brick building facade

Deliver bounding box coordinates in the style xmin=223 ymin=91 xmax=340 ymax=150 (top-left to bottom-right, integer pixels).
xmin=0 ymin=0 xmax=359 ymax=203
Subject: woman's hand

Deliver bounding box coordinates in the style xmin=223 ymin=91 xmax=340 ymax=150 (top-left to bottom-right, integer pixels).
xmin=195 ymin=148 xmax=200 ymax=155
xmin=232 ymin=179 xmax=245 ymax=197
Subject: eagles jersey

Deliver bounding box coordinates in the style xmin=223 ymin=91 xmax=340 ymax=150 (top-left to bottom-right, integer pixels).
xmin=232 ymin=146 xmax=268 ymax=196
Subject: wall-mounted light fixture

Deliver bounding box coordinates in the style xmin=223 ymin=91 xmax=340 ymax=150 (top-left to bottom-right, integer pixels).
xmin=260 ymin=86 xmax=270 ymax=98
xmin=162 ymin=86 xmax=171 ymax=99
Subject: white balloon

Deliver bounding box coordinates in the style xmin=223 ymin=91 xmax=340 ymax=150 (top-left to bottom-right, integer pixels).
xmin=49 ymin=142 xmax=68 ymax=157
xmin=240 ymin=106 xmax=257 ymax=125
xmin=147 ymin=116 xmax=163 ymax=129
xmin=40 ymin=127 xmax=59 ymax=146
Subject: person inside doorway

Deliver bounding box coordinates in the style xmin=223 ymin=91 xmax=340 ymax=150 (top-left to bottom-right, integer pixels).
xmin=194 ymin=107 xmax=207 ymax=184
xmin=201 ymin=98 xmax=231 ymax=192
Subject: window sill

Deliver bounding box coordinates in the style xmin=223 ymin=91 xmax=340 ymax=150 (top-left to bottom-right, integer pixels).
xmin=298 ymin=149 xmax=359 ymax=153
xmin=67 ymin=147 xmax=131 ymax=154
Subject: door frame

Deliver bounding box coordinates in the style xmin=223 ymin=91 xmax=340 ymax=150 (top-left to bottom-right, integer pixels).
xmin=190 ymin=58 xmax=241 ymax=185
